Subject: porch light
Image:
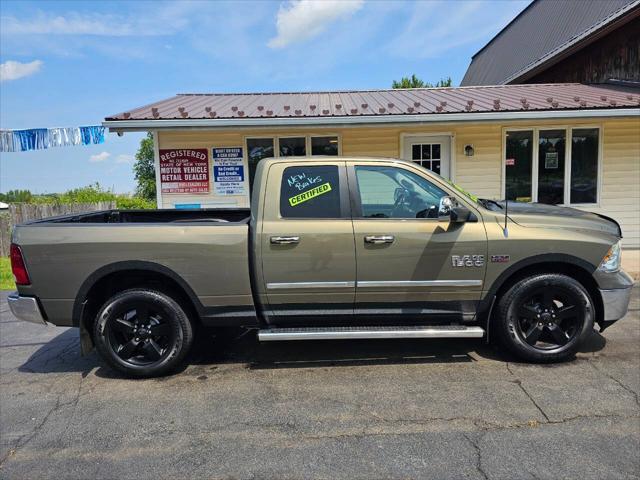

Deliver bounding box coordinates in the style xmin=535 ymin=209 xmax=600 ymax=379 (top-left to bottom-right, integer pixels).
xmin=464 ymin=144 xmax=474 ymax=156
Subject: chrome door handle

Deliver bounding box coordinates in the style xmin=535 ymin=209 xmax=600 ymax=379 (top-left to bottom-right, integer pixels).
xmin=364 ymin=235 xmax=395 ymax=244
xmin=270 ymin=236 xmax=300 ymax=245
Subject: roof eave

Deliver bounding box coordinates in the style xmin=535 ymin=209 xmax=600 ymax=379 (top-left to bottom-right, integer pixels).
xmin=503 ymin=1 xmax=640 ymax=85
xmin=103 ymin=108 xmax=640 ymax=132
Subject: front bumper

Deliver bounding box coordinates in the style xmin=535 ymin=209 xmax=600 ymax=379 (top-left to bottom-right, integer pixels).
xmin=7 ymin=293 xmax=47 ymax=325
xmin=599 ymin=286 xmax=633 ymax=323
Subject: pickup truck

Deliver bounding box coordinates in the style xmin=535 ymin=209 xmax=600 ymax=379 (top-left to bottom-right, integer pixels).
xmin=8 ymin=157 xmax=634 ymax=377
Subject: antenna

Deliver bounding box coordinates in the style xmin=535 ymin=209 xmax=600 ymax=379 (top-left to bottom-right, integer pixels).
xmin=503 ymin=198 xmax=509 ymax=238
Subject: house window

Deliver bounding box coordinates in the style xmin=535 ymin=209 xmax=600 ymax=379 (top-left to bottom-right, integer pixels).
xmin=246 ymin=138 xmax=275 ymax=190
xmin=311 ymin=136 xmax=339 ymax=156
xmin=279 ymin=137 xmax=306 ymax=157
xmin=571 ymin=128 xmax=599 ymax=204
xmin=505 ymin=131 xmax=533 ymax=202
xmin=538 ymin=129 xmax=566 ymax=205
xmin=504 ymin=127 xmax=600 ymax=205
xmin=411 ymin=143 xmax=441 ymax=175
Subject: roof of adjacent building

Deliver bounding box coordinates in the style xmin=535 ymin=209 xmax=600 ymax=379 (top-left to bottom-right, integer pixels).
xmin=104 ymin=83 xmax=640 ymax=126
xmin=461 ymin=0 xmax=640 ymax=86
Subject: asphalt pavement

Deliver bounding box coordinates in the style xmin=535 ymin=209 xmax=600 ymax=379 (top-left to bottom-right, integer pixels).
xmin=1 ymin=289 xmax=639 ymax=480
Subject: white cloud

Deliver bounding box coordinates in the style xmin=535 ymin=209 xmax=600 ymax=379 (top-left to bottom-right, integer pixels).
xmin=115 ymin=154 xmax=135 ymax=164
xmin=0 ymin=3 xmax=197 ymax=37
xmin=89 ymin=151 xmax=111 ymax=163
xmin=0 ymin=60 xmax=43 ymax=82
xmin=268 ymin=0 xmax=364 ymax=48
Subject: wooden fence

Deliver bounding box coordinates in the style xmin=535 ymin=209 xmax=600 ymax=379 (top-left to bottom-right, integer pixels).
xmin=0 ymin=202 xmax=116 ymax=257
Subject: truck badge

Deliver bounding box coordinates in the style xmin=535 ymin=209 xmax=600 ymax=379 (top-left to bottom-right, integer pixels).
xmin=451 ymin=255 xmax=485 ymax=267
xmin=491 ymin=255 xmax=510 ymax=263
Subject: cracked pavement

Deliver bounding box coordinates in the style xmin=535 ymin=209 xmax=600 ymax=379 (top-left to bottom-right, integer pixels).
xmin=1 ymin=289 xmax=639 ymax=479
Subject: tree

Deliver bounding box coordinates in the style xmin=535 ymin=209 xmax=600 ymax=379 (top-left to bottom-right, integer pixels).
xmin=392 ymin=74 xmax=453 ymax=89
xmin=0 ymin=189 xmax=33 ymax=203
xmin=133 ymin=132 xmax=156 ymax=202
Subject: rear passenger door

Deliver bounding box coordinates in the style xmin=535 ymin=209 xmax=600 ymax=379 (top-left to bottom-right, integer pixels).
xmin=260 ymin=161 xmax=356 ymax=325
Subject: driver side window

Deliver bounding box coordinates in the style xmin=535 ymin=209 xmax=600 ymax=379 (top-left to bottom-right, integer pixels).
xmin=354 ymin=165 xmax=447 ymax=219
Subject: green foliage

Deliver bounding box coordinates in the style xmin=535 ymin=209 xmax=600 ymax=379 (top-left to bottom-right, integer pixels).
xmin=392 ymin=75 xmax=453 ymax=89
xmin=0 ymin=257 xmax=14 ymax=291
xmin=0 ymin=183 xmax=155 ymax=209
xmin=115 ymin=196 xmax=156 ymax=210
xmin=133 ymin=132 xmax=157 ymax=202
xmin=0 ymin=190 xmax=33 ymax=203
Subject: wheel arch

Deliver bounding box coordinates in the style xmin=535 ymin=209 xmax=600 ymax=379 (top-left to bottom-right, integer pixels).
xmin=481 ymin=254 xmax=603 ymax=328
xmin=73 ymin=261 xmax=204 ymax=340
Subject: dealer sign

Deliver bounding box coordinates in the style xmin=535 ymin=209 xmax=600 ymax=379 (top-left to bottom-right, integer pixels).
xmin=159 ymin=149 xmax=210 ymax=194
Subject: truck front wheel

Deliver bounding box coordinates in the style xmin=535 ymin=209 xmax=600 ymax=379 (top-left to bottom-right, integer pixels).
xmin=93 ymin=289 xmax=194 ymax=377
xmin=493 ymin=273 xmax=594 ymax=363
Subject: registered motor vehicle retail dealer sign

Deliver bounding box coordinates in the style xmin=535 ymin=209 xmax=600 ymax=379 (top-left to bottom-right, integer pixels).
xmin=159 ymin=148 xmax=210 ymax=194
xmin=213 ymin=147 xmax=245 ymax=195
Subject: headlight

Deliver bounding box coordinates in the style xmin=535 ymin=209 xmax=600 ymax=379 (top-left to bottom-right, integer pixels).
xmin=599 ymin=241 xmax=621 ymax=272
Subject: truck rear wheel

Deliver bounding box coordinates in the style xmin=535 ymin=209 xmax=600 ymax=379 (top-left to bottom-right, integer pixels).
xmin=493 ymin=273 xmax=594 ymax=363
xmin=93 ymin=289 xmax=194 ymax=377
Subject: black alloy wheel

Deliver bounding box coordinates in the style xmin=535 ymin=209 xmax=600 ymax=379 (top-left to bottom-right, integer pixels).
xmin=107 ymin=304 xmax=174 ymax=365
xmin=94 ymin=289 xmax=194 ymax=377
xmin=513 ymin=287 xmax=583 ymax=350
xmin=493 ymin=273 xmax=594 ymax=363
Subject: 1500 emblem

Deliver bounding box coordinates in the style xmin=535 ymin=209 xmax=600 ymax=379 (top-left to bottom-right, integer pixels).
xmin=451 ymin=255 xmax=485 ymax=267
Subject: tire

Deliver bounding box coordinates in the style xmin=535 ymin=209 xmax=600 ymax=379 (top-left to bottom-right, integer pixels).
xmin=493 ymin=273 xmax=594 ymax=363
xmin=94 ymin=289 xmax=194 ymax=377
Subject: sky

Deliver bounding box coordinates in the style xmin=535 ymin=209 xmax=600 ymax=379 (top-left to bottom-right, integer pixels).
xmin=0 ymin=0 xmax=529 ymax=194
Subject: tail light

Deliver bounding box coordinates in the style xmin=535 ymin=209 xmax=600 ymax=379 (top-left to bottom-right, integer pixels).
xmin=10 ymin=244 xmax=31 ymax=286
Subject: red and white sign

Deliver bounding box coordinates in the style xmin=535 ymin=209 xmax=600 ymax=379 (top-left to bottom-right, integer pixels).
xmin=506 ymin=158 xmax=515 ymax=166
xmin=159 ymin=149 xmax=209 ymax=194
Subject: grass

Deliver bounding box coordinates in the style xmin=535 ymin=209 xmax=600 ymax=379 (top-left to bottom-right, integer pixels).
xmin=1 ymin=257 xmax=15 ymax=291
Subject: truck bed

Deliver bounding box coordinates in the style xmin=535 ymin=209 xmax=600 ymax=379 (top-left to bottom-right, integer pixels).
xmin=13 ymin=208 xmax=254 ymax=327
xmin=26 ymin=208 xmax=251 ymax=224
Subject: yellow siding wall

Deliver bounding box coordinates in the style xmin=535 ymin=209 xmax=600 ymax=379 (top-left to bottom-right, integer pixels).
xmin=157 ymin=116 xmax=639 ymax=246
xmin=585 ymin=118 xmax=640 ymax=248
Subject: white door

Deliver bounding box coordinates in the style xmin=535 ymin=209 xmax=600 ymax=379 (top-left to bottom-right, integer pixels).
xmin=402 ymin=135 xmax=451 ymax=179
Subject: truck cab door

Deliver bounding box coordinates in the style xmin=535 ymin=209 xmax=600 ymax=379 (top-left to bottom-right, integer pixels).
xmin=258 ymin=161 xmax=355 ymax=325
xmin=348 ymin=162 xmax=487 ymax=323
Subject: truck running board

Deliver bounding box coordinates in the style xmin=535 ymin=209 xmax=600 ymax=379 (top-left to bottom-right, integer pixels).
xmin=257 ymin=325 xmax=485 ymax=341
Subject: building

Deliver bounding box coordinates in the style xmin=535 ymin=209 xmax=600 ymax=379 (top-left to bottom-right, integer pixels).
xmin=103 ymin=83 xmax=640 ymax=247
xmin=461 ymin=0 xmax=640 ymax=86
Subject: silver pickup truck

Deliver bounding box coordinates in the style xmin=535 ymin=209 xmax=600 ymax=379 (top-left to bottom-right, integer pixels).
xmin=9 ymin=157 xmax=634 ymax=377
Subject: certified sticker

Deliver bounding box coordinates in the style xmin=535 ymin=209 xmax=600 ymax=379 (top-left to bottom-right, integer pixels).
xmin=289 ymin=182 xmax=332 ymax=207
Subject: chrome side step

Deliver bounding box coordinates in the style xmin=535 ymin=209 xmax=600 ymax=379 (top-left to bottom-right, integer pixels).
xmin=258 ymin=325 xmax=485 ymax=341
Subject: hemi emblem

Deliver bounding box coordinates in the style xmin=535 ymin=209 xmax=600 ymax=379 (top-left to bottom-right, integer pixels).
xmin=491 ymin=255 xmax=510 ymax=263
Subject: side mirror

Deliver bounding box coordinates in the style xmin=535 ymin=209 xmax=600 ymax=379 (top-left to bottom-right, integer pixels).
xmin=438 ymin=196 xmax=455 ymax=221
xmin=450 ymin=206 xmax=472 ymax=223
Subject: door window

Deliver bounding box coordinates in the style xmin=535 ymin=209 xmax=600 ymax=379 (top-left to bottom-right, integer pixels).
xmin=411 ymin=143 xmax=441 ymax=175
xmin=354 ymin=165 xmax=447 ymax=219
xmin=280 ymin=165 xmax=341 ymax=218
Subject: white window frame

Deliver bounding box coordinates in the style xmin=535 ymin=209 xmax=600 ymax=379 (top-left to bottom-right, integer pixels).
xmin=501 ymin=125 xmax=602 ymax=207
xmin=244 ymin=134 xmax=342 ymax=160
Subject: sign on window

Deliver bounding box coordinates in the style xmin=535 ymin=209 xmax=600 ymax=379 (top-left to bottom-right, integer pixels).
xmin=213 ymin=147 xmax=245 ymax=196
xmin=159 ymin=149 xmax=209 ymax=194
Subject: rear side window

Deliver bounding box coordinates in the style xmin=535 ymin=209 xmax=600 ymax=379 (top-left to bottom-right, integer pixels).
xmin=280 ymin=165 xmax=341 ymax=218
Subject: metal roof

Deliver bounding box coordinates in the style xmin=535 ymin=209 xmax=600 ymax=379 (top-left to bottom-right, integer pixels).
xmin=461 ymin=0 xmax=640 ymax=86
xmin=104 ymin=83 xmax=640 ymax=129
